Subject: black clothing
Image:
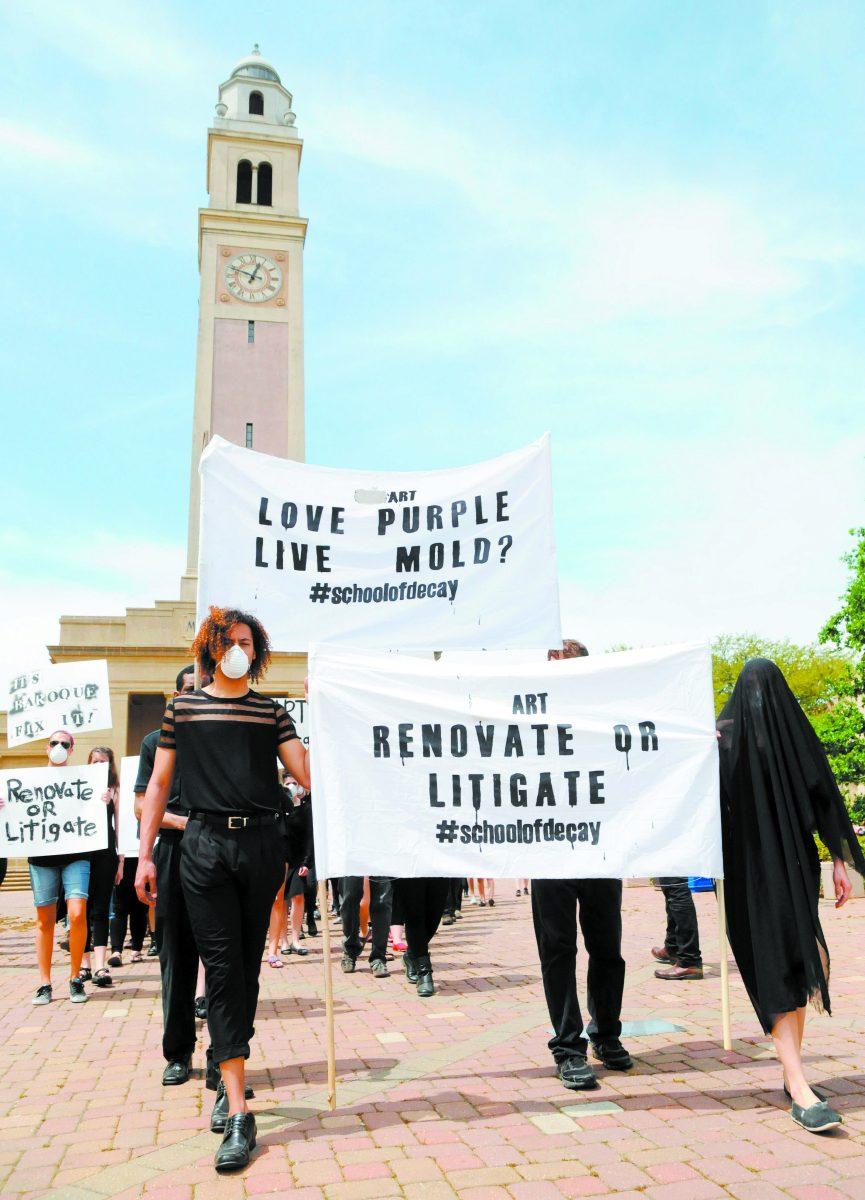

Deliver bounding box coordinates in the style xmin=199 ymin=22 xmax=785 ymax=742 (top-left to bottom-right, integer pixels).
xmin=154 ymin=832 xmax=200 ymax=1062
xmin=284 ymin=794 xmax=315 ymax=896
xmin=443 ymin=878 xmax=464 ymax=919
xmin=658 ymin=877 xmax=702 ymax=968
xmin=137 ymin=729 xmax=184 ymax=815
xmin=718 ymin=657 xmax=865 ymax=1033
xmin=86 ymin=845 xmax=118 ymax=949
xmin=531 ymin=878 xmax=625 ymax=1061
xmin=111 ymin=858 xmax=149 ymax=951
xmin=159 ymin=690 xmax=296 ymax=815
xmin=181 ymin=817 xmax=285 ymax=1064
xmin=341 ymin=876 xmax=392 ymax=962
xmin=395 ymin=877 xmax=449 ymax=958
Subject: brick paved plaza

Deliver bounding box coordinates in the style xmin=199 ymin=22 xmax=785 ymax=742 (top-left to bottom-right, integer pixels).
xmin=1 ymin=883 xmax=863 ymax=1200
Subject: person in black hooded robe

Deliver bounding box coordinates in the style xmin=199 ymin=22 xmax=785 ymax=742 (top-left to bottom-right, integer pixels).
xmin=717 ymin=658 xmax=865 ymax=1134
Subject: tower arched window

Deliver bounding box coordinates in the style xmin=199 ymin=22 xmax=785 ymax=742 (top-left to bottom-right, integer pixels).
xmin=256 ymin=162 xmax=273 ymax=207
xmin=236 ymin=159 xmax=252 ymax=203
xmin=249 ymin=91 xmax=264 ymax=115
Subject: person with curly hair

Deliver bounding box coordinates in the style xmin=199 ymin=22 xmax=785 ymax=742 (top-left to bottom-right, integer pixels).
xmin=136 ymin=607 xmax=310 ymax=1173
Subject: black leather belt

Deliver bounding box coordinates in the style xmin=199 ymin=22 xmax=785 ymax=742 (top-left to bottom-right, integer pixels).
xmin=190 ymin=810 xmax=280 ymax=831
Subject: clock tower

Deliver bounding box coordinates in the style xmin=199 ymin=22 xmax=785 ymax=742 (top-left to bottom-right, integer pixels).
xmin=181 ymin=46 xmax=307 ymax=600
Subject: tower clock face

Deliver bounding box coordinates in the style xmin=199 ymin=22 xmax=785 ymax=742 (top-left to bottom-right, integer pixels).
xmin=224 ymin=252 xmax=283 ymax=303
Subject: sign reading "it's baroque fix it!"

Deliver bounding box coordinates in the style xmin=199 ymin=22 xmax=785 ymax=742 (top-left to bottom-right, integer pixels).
xmin=309 ymin=643 xmax=722 ymax=880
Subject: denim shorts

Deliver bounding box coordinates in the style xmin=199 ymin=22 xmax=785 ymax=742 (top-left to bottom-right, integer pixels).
xmin=29 ymin=859 xmax=91 ymax=908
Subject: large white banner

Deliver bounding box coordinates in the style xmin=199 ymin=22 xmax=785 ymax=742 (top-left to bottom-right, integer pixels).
xmin=0 ymin=763 xmax=109 ymax=857
xmin=4 ymin=660 xmax=112 ymax=748
xmin=309 ymin=643 xmax=721 ymax=879
xmin=117 ymin=756 xmax=141 ymax=857
xmin=197 ymin=435 xmax=561 ymax=651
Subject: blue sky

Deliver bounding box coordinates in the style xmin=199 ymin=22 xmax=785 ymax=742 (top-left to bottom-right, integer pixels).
xmin=1 ymin=0 xmax=863 ymax=674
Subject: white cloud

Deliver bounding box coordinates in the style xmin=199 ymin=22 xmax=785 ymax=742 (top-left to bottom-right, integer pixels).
xmin=557 ymin=437 xmax=863 ymax=653
xmin=309 ymin=92 xmax=857 ymax=341
xmin=0 ymin=531 xmax=185 ymax=684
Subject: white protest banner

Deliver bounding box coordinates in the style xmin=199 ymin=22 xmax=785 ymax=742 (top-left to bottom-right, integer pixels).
xmin=197 ymin=434 xmax=561 ymax=651
xmin=0 ymin=763 xmax=109 ymax=857
xmin=309 ymin=643 xmax=721 ymax=879
xmin=4 ymin=660 xmax=112 ymax=748
xmin=117 ymin=756 xmax=140 ymax=856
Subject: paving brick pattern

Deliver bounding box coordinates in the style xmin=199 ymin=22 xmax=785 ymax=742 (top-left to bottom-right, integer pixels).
xmin=1 ymin=885 xmax=863 ymax=1200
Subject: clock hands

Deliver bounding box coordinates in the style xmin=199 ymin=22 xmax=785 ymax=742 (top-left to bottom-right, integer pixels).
xmin=248 ymin=263 xmax=262 ymax=283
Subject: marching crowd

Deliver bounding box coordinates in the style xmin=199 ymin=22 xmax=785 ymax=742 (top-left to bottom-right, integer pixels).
xmin=11 ymin=609 xmax=865 ymax=1173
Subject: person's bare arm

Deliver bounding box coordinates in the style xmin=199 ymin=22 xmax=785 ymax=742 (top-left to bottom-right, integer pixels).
xmin=279 ymin=739 xmax=310 ymax=790
xmin=133 ymin=790 xmax=187 ymax=831
xmin=135 ymin=748 xmax=176 ymax=905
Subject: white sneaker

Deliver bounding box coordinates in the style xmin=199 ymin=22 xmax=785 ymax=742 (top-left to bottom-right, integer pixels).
xmin=69 ymin=977 xmax=88 ymax=1003
xmin=33 ymin=984 xmax=52 ymax=1006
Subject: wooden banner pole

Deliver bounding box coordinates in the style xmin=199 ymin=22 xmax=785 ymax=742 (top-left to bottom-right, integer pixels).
xmin=716 ymin=878 xmax=732 ymax=1051
xmin=318 ymin=879 xmax=337 ymax=1110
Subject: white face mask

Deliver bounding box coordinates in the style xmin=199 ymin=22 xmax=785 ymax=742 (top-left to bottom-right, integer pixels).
xmin=220 ymin=644 xmax=250 ymax=680
xmin=49 ymin=742 xmax=70 ymax=765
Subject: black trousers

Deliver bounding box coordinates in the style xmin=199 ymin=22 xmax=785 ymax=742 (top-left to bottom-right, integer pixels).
xmin=341 ymin=876 xmax=392 ymax=962
xmin=443 ymin=878 xmax=464 ymax=918
xmin=395 ymin=878 xmax=449 ymax=959
xmin=659 ymin=877 xmax=702 ymax=967
xmin=86 ymin=846 xmax=118 ymax=950
xmin=154 ymin=833 xmax=200 ymax=1062
xmin=111 ymin=858 xmax=149 ymax=952
xmin=531 ymin=878 xmax=625 ymax=1061
xmin=181 ymin=818 xmax=284 ymax=1065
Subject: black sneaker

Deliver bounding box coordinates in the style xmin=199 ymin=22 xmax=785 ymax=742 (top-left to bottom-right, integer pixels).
xmin=556 ymin=1054 xmax=598 ymax=1090
xmin=215 ymin=1112 xmax=256 ymax=1172
xmin=340 ymin=954 xmax=356 ymax=973
xmin=195 ymin=995 xmax=207 ymax=1020
xmin=32 ymin=984 xmax=52 ymax=1006
xmin=69 ymin=977 xmax=88 ymax=1004
xmin=590 ymin=1038 xmax=633 ymax=1071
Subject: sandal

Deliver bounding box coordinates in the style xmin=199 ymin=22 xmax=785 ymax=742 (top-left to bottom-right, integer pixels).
xmin=78 ymin=968 xmax=92 ymax=982
xmin=131 ymin=951 xmax=144 ymax=963
xmin=107 ymin=952 xmax=122 ymax=968
xmin=94 ymin=969 xmax=113 ymax=988
xmin=267 ymin=955 xmax=284 ymax=969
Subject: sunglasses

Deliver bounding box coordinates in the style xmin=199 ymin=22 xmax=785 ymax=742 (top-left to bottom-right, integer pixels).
xmin=49 ymin=740 xmax=72 ymax=749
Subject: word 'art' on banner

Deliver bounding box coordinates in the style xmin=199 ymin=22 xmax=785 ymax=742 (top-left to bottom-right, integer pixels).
xmin=197 ymin=434 xmax=561 ymax=651
xmin=309 ymin=643 xmax=721 ymax=880
xmin=0 ymin=762 xmax=109 ymax=856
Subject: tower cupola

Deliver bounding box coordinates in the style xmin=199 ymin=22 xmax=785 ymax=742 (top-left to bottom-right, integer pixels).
xmin=215 ymin=44 xmax=298 ymax=132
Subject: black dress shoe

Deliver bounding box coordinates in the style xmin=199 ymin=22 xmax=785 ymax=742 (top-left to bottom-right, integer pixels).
xmin=403 ymin=953 xmax=418 ymax=984
xmin=162 ymin=1058 xmax=191 ymax=1086
xmin=415 ymin=954 xmax=435 ymax=998
xmin=211 ymin=1082 xmax=229 ymax=1132
xmin=194 ymin=995 xmax=207 ymax=1020
xmin=556 ymin=1054 xmax=598 ymax=1090
xmin=590 ymin=1038 xmax=634 ymax=1071
xmin=215 ymin=1112 xmax=257 ymax=1172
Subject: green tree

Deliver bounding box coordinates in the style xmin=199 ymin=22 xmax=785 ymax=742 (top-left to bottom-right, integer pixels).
xmin=711 ymin=634 xmax=852 ymax=716
xmin=819 ymin=526 xmax=865 ymax=803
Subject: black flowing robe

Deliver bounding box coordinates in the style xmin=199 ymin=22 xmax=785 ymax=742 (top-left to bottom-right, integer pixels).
xmin=717 ymin=658 xmax=865 ymax=1034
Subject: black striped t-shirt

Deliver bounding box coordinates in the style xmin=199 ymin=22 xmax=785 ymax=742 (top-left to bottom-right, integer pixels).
xmin=159 ymin=689 xmax=297 ymax=815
